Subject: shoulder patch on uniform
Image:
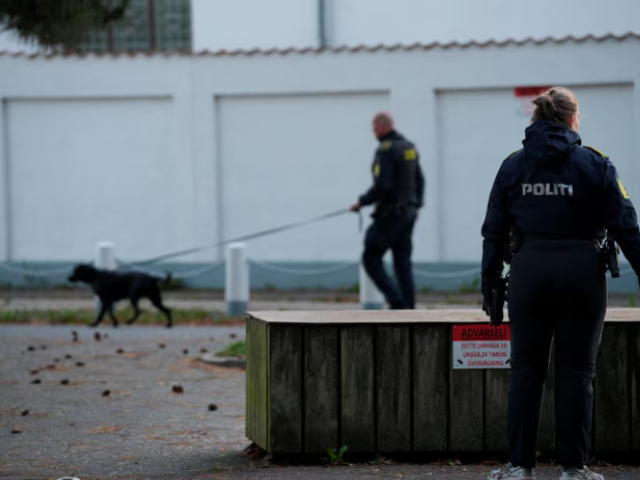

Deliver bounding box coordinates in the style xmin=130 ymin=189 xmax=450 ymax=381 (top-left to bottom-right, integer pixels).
xmin=403 ymin=148 xmax=417 ymax=161
xmin=618 ymin=177 xmax=630 ymax=199
xmin=381 ymin=140 xmax=393 ymax=151
xmin=585 ymin=145 xmax=607 ymax=158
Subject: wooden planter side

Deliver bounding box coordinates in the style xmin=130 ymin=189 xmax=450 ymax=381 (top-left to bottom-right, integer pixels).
xmin=413 ymin=325 xmax=449 ymax=452
xmin=377 ymin=326 xmax=412 ymax=452
xmin=246 ymin=316 xmax=269 ymax=449
xmin=304 ymin=326 xmax=340 ymax=453
xmin=595 ymin=324 xmax=631 ymax=453
xmin=631 ymin=323 xmax=640 ymax=453
xmin=245 ymin=317 xmax=640 ymax=456
xmin=269 ymin=325 xmax=303 ymax=453
xmin=340 ymin=326 xmax=376 ymax=452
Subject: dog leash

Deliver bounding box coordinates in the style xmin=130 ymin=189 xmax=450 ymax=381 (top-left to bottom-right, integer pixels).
xmin=130 ymin=208 xmax=362 ymax=266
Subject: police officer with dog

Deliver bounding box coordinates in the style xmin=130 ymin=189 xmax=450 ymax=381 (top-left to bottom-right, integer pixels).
xmin=351 ymin=112 xmax=425 ymax=309
xmin=482 ymin=87 xmax=640 ymax=480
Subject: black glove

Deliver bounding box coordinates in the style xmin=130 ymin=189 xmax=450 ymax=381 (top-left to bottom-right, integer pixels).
xmin=482 ymin=294 xmax=492 ymax=317
xmin=482 ymin=277 xmax=507 ymax=327
xmin=490 ymin=287 xmax=505 ymax=327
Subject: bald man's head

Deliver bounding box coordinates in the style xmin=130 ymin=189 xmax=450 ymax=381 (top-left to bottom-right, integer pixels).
xmin=372 ymin=111 xmax=395 ymax=139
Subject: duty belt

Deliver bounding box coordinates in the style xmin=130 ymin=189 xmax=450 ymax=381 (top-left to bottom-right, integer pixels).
xmin=523 ymin=233 xmax=600 ymax=244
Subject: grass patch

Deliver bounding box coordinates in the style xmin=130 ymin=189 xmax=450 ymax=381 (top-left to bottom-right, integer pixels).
xmin=0 ymin=307 xmax=244 ymax=326
xmin=444 ymin=296 xmax=481 ymax=305
xmin=345 ymin=282 xmax=359 ymax=293
xmin=263 ymin=283 xmax=277 ymax=292
xmin=457 ymin=277 xmax=481 ymax=294
xmin=163 ymin=277 xmax=186 ymax=291
xmin=216 ymin=340 xmax=246 ymax=357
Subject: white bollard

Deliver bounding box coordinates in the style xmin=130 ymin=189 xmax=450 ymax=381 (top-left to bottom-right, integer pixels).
xmin=94 ymin=242 xmax=117 ymax=271
xmin=225 ymin=243 xmax=249 ymax=317
xmin=360 ymin=263 xmax=384 ymax=310
xmin=94 ymin=242 xmax=116 ymax=314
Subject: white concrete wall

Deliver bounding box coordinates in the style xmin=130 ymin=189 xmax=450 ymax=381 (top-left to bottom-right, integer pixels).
xmin=1 ymin=37 xmax=639 ymax=264
xmin=437 ymin=85 xmax=635 ymax=262
xmin=6 ymin=97 xmax=193 ymax=261
xmin=218 ymin=92 xmax=388 ymax=261
xmin=192 ymin=0 xmax=640 ymax=51
xmin=0 ymin=57 xmax=202 ymax=263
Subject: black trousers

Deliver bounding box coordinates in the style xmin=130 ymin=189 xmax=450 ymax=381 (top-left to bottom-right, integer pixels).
xmin=362 ymin=209 xmax=417 ymax=309
xmin=507 ymin=239 xmax=607 ymax=469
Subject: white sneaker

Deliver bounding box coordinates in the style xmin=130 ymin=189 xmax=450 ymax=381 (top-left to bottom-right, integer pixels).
xmin=560 ymin=466 xmax=604 ymax=480
xmin=487 ymin=463 xmax=535 ymax=479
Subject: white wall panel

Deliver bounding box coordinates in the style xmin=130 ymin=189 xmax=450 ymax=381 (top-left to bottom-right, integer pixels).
xmin=437 ymin=85 xmax=634 ymax=261
xmin=6 ymin=98 xmax=193 ymax=261
xmin=218 ymin=92 xmax=389 ymax=260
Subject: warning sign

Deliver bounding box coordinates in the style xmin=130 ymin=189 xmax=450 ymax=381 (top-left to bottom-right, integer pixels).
xmin=515 ymin=86 xmax=552 ymax=116
xmin=452 ymin=324 xmax=511 ymax=369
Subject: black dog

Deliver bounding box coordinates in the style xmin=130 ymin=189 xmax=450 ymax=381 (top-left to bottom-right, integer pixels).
xmin=68 ymin=264 xmax=173 ymax=328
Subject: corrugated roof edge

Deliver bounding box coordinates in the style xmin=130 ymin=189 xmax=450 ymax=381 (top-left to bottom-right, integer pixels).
xmin=1 ymin=31 xmax=639 ymax=59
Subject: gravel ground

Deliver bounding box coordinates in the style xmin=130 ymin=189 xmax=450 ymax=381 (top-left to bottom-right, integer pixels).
xmin=0 ymin=325 xmax=249 ymax=479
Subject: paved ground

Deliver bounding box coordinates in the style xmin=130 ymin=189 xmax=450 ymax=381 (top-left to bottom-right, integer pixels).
xmin=1 ymin=289 xmax=637 ymax=313
xmin=220 ymin=465 xmax=639 ymax=479
xmin=1 ymin=325 xmax=638 ymax=480
xmin=0 ymin=294 xmax=477 ymax=313
xmin=0 ymin=325 xmax=249 ymax=480
xmin=0 ymin=297 xmax=370 ymax=312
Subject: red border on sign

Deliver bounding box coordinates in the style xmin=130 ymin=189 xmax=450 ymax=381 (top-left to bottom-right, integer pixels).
xmin=453 ymin=324 xmax=511 ymax=341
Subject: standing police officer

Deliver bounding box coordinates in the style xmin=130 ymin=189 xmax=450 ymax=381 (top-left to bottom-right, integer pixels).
xmin=482 ymin=87 xmax=640 ymax=480
xmin=351 ymin=112 xmax=425 ymax=309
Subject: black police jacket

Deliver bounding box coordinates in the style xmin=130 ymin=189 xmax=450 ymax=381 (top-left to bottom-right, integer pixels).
xmin=481 ymin=120 xmax=640 ymax=295
xmin=359 ymin=130 xmax=425 ymax=215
